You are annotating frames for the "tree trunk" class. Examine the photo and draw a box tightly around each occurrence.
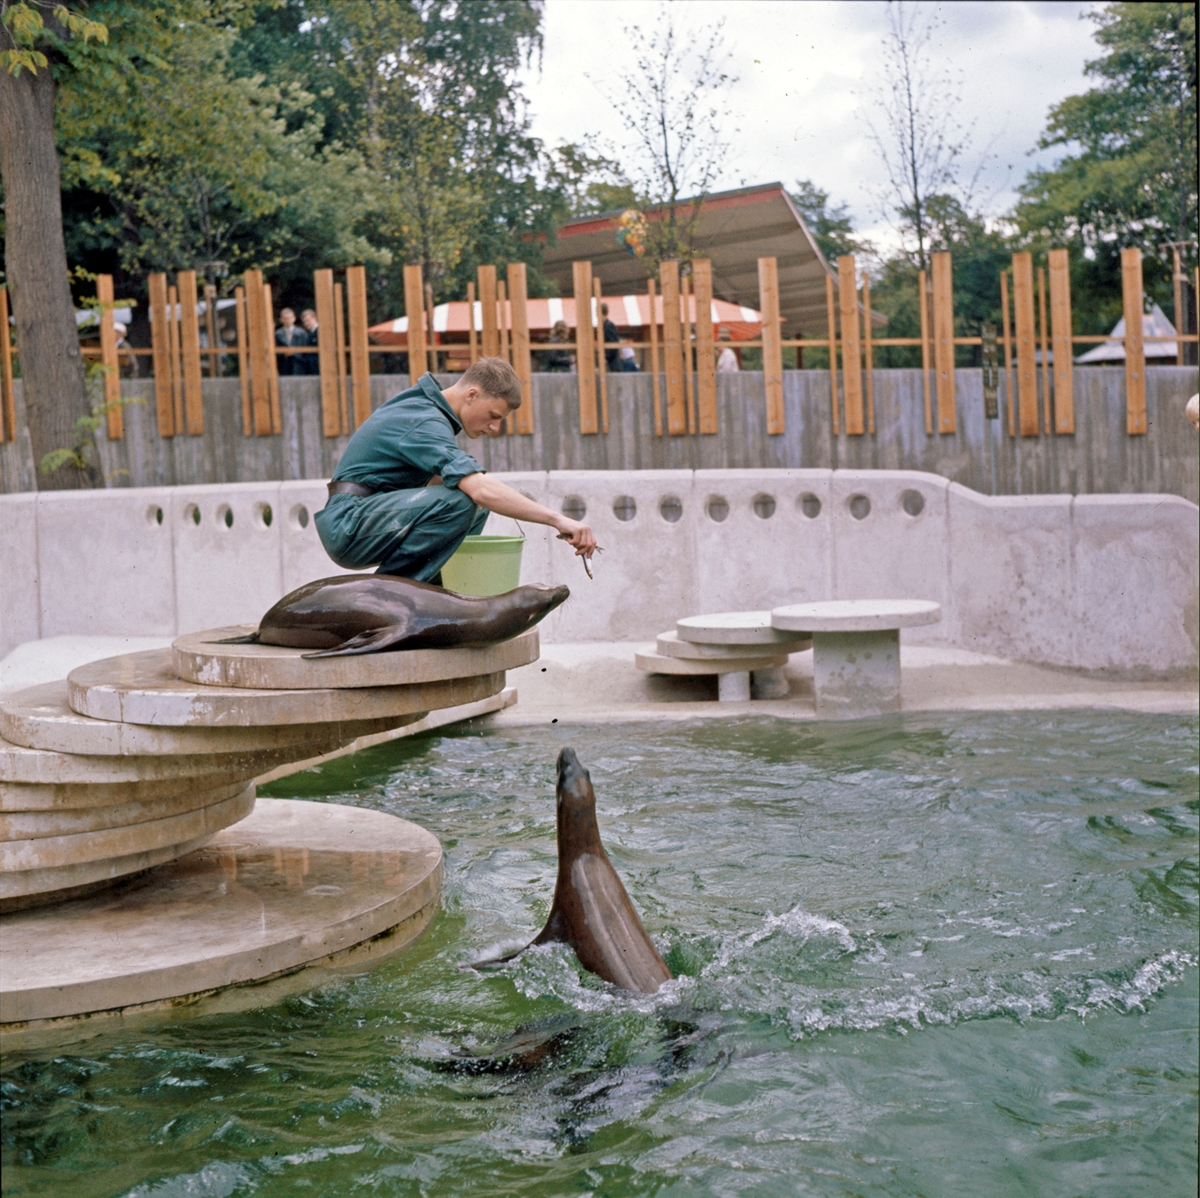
[0,61,94,490]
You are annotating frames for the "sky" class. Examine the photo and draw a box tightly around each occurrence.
[519,0,1101,252]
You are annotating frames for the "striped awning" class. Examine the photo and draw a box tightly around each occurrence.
[368,295,764,347]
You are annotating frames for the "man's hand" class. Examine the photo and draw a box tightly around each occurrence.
[554,516,597,559]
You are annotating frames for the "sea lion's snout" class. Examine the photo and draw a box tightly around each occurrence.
[556,747,587,789]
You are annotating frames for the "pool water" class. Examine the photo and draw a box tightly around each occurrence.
[2,713,1197,1197]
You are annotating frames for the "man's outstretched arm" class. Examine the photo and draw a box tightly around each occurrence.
[458,472,597,558]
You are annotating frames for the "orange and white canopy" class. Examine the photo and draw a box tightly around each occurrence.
[368,295,765,347]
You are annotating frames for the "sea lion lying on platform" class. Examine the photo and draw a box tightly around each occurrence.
[223,574,569,658]
[520,748,673,995]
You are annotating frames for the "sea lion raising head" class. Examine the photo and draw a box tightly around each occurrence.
[225,574,569,658]
[529,748,673,994]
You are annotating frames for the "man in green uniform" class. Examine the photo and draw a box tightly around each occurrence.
[316,358,596,583]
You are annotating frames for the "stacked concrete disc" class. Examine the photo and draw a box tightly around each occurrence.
[636,612,812,701]
[0,626,536,910]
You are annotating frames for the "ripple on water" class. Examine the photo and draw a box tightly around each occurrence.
[3,712,1196,1198]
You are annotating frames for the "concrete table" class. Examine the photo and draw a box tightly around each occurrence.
[771,600,941,718]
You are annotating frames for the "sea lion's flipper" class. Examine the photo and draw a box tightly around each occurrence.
[212,632,260,645]
[300,626,409,658]
[531,905,570,947]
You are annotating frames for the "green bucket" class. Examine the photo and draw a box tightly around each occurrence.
[441,534,525,596]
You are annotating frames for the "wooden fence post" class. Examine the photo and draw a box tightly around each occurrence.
[838,255,864,434]
[96,273,123,440]
[333,282,348,433]
[424,281,437,375]
[402,265,427,382]
[862,274,875,434]
[681,273,696,434]
[692,258,718,434]
[917,269,932,434]
[1120,247,1146,434]
[1000,270,1015,438]
[758,256,785,435]
[647,278,663,436]
[242,270,272,435]
[314,269,341,436]
[931,251,956,433]
[148,273,174,436]
[508,261,534,434]
[0,286,14,442]
[1011,253,1039,436]
[178,270,204,435]
[345,264,371,429]
[824,272,840,435]
[572,260,599,434]
[1037,266,1051,434]
[498,279,514,433]
[203,284,219,377]
[659,260,686,434]
[263,283,281,435]
[592,276,609,433]
[478,265,498,359]
[235,286,251,436]
[167,283,184,435]
[466,282,478,364]
[1047,249,1074,434]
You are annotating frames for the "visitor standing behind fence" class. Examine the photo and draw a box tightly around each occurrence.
[299,309,320,375]
[601,303,620,370]
[275,308,304,376]
[716,325,739,373]
[538,320,574,373]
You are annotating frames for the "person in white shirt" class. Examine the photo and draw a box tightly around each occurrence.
[716,325,739,372]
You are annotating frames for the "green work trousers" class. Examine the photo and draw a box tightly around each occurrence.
[315,486,488,582]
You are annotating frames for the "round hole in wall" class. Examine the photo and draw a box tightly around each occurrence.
[613,495,637,522]
[799,493,822,519]
[217,504,234,529]
[257,502,273,528]
[901,489,925,517]
[848,494,871,521]
[146,505,164,526]
[561,495,587,521]
[752,493,776,519]
[659,496,683,523]
[707,495,730,523]
[185,503,201,526]
[291,504,310,529]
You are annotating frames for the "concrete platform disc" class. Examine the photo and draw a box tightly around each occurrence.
[656,629,811,660]
[772,599,941,632]
[636,648,788,675]
[1,778,251,839]
[0,798,443,1027]
[67,649,507,728]
[174,626,539,690]
[0,785,256,876]
[677,611,813,645]
[0,682,419,756]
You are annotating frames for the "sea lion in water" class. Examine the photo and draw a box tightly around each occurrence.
[526,748,673,994]
[223,574,569,658]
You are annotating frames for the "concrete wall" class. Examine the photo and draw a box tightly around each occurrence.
[3,367,1197,502]
[3,470,1195,677]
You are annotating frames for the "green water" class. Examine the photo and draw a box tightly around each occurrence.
[3,713,1197,1198]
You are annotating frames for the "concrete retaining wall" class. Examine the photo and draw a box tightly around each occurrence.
[3,470,1195,677]
[3,367,1197,502]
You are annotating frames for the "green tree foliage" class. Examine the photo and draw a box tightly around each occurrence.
[1013,2,1197,332]
[790,180,872,265]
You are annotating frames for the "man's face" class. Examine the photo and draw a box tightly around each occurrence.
[300,312,317,331]
[280,309,295,327]
[460,389,511,438]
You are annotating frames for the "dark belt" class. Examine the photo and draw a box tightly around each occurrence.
[327,480,377,498]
